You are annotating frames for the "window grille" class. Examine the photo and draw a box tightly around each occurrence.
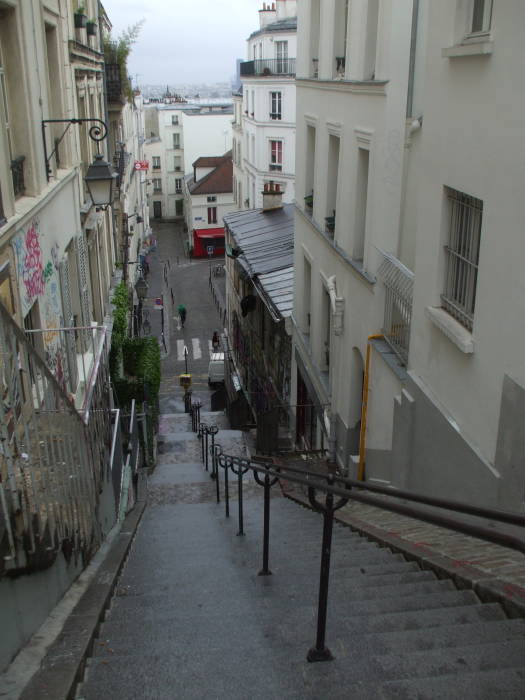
[59,258,78,392]
[442,188,482,332]
[74,234,93,350]
[378,252,414,366]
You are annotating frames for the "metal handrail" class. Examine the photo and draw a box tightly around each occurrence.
[216,454,525,663]
[218,456,525,555]
[260,459,525,530]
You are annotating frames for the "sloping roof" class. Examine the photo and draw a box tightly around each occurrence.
[249,17,297,39]
[223,204,294,321]
[256,266,294,319]
[189,153,233,195]
[192,154,229,168]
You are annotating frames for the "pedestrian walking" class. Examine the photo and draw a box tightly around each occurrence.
[212,330,220,351]
[178,303,187,328]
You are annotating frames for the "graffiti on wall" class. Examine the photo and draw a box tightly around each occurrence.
[12,221,68,389]
[12,220,45,315]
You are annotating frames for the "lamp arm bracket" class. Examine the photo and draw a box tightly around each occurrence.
[42,118,108,180]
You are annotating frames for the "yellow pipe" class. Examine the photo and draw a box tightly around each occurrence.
[357,334,384,481]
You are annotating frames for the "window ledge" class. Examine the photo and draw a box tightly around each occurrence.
[425,306,475,354]
[442,40,493,58]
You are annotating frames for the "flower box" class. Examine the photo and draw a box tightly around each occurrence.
[74,11,87,29]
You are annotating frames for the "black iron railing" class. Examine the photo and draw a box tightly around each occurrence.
[240,58,296,77]
[105,63,122,102]
[11,156,25,198]
[210,452,525,664]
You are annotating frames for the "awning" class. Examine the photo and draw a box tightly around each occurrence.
[194,227,225,239]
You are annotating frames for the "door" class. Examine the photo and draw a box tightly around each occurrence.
[153,201,162,218]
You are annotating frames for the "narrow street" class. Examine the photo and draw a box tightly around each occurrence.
[146,220,226,414]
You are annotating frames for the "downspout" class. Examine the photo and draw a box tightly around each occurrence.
[406,0,420,119]
[357,334,383,481]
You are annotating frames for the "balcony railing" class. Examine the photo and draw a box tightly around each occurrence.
[105,62,123,103]
[240,58,296,77]
[377,251,414,366]
[11,156,25,198]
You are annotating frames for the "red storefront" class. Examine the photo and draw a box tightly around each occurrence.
[193,227,226,257]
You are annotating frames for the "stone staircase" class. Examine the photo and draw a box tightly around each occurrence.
[76,410,525,699]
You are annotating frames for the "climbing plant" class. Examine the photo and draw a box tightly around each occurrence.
[103,21,144,102]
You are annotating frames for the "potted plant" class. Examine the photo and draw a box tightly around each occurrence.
[74,6,87,28]
[86,19,98,36]
[304,192,313,210]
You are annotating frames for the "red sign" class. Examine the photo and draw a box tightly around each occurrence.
[134,160,149,171]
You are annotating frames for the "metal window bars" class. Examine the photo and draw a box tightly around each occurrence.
[442,189,482,332]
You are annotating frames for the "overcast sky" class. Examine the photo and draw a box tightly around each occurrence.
[103,0,262,86]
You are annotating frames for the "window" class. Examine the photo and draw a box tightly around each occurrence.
[173,133,180,149]
[354,148,370,261]
[269,140,282,171]
[152,156,161,170]
[153,178,162,192]
[174,156,181,171]
[305,125,316,208]
[175,178,182,194]
[471,0,492,33]
[270,91,282,120]
[275,41,288,73]
[207,207,217,224]
[207,195,217,203]
[441,188,482,331]
[171,115,179,125]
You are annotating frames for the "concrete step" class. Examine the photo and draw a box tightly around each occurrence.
[93,616,525,663]
[381,668,525,699]
[79,637,525,700]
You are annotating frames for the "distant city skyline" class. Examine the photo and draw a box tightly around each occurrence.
[103,0,262,86]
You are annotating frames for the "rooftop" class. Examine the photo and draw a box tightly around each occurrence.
[223,203,294,320]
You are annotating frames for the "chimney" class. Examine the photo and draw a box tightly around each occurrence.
[259,2,277,29]
[262,181,283,211]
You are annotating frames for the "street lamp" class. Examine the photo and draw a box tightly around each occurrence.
[84,154,117,209]
[135,275,148,301]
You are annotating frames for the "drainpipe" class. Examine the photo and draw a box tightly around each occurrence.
[357,334,383,481]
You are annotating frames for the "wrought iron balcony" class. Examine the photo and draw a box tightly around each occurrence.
[105,62,123,103]
[240,58,296,77]
[11,155,25,198]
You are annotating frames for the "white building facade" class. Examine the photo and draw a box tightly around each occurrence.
[292,0,525,513]
[144,103,233,221]
[235,0,297,210]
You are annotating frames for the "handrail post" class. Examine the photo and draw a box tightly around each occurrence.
[253,461,280,577]
[199,423,207,463]
[224,458,230,517]
[259,466,272,576]
[230,458,249,536]
[214,445,222,503]
[307,474,349,663]
[204,428,209,471]
[209,425,219,480]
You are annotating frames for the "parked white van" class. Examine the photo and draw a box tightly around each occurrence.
[208,353,225,387]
